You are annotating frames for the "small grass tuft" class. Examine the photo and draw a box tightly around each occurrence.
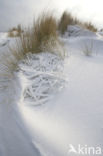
[84,22,97,32]
[8,24,23,37]
[82,41,94,56]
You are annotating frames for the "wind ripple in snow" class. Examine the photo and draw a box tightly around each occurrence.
[19,52,67,106]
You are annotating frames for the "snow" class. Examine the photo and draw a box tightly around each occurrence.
[0,73,42,156]
[20,55,103,156]
[0,25,103,156]
[0,32,9,47]
[64,25,96,37]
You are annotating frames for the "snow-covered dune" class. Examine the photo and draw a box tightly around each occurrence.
[0,26,103,156]
[20,49,103,156]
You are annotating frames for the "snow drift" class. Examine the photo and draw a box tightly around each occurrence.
[0,24,103,156]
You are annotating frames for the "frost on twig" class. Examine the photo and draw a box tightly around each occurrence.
[19,52,67,106]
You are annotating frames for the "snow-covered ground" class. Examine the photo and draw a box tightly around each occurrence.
[0,32,9,47]
[0,26,103,156]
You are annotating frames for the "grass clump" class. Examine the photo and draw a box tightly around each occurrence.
[58,11,97,34]
[14,12,65,57]
[8,24,23,37]
[84,22,97,32]
[0,11,65,86]
[58,11,75,34]
[32,13,58,53]
[7,11,65,74]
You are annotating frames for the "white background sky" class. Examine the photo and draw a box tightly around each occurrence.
[0,0,103,31]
